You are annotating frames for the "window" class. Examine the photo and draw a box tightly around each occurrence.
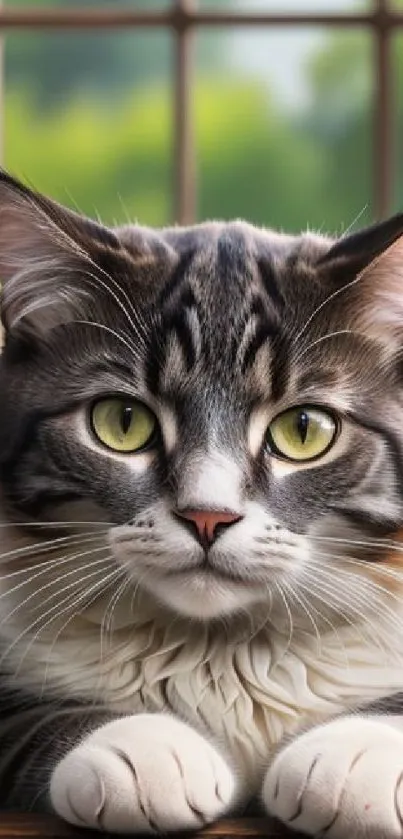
[3,0,401,229]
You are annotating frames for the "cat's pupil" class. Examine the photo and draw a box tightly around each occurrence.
[120,406,133,435]
[296,411,309,444]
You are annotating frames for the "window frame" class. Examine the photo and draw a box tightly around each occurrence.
[1,0,401,223]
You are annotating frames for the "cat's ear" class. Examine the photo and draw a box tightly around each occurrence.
[320,213,403,277]
[320,214,403,351]
[0,170,122,339]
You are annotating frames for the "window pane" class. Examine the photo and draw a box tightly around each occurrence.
[195,27,373,232]
[5,31,173,226]
[199,0,372,12]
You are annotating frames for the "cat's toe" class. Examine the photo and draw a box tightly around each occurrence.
[262,717,403,838]
[50,714,236,833]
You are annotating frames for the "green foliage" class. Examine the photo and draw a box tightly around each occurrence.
[6,0,172,108]
[6,75,370,233]
[195,82,327,231]
[302,31,374,225]
[5,2,380,233]
[6,0,222,111]
[6,86,173,226]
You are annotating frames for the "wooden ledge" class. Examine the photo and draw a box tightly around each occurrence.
[0,814,302,837]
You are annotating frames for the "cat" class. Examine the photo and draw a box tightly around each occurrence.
[1,169,403,837]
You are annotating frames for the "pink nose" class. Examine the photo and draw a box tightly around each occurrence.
[175,509,242,547]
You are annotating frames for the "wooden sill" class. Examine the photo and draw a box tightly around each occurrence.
[0,814,303,837]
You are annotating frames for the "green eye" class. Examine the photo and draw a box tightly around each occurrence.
[91,398,157,453]
[267,406,338,463]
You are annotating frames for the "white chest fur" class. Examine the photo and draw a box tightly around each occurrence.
[6,596,403,790]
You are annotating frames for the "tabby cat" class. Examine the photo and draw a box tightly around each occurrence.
[1,170,403,837]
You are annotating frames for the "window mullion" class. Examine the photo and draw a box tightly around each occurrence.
[374,0,394,218]
[174,0,196,225]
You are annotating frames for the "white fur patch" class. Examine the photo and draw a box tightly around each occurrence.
[159,404,178,453]
[263,716,403,837]
[176,449,243,512]
[6,588,403,799]
[51,714,235,833]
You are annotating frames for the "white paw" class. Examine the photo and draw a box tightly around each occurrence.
[263,717,403,838]
[50,714,236,833]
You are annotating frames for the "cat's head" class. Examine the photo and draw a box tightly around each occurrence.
[1,170,403,626]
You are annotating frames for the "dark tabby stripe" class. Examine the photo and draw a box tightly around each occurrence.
[240,322,275,375]
[349,414,403,498]
[163,308,198,371]
[257,259,285,314]
[146,252,199,392]
[158,249,196,308]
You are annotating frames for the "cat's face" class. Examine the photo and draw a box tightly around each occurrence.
[1,171,403,625]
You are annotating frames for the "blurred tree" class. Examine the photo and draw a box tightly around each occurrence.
[6,80,327,230]
[7,0,171,109]
[300,31,373,225]
[6,0,229,111]
[194,27,373,230]
[5,2,380,232]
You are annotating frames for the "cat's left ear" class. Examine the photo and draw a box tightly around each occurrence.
[320,213,403,350]
[0,170,124,339]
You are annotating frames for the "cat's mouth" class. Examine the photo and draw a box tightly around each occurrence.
[146,560,269,619]
[163,563,260,586]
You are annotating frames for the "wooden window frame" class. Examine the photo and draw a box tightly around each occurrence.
[1,0,401,224]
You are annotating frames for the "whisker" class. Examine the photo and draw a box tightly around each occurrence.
[99,573,131,662]
[293,262,372,344]
[8,189,147,346]
[274,581,294,653]
[281,578,323,655]
[297,570,388,655]
[310,534,403,553]
[80,267,146,349]
[15,566,122,680]
[106,575,131,636]
[0,548,111,626]
[294,575,350,666]
[41,563,125,695]
[74,320,138,357]
[0,538,107,590]
[298,569,371,639]
[129,568,152,617]
[294,329,357,365]
[311,551,403,583]
[304,561,403,659]
[317,556,403,624]
[79,242,147,332]
[0,532,107,566]
[0,520,113,529]
[96,568,154,689]
[0,559,116,670]
[0,571,95,670]
[339,204,368,238]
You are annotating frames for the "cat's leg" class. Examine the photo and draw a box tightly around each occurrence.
[262,715,403,838]
[50,714,236,833]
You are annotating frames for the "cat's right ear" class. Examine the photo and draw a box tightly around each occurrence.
[0,170,123,340]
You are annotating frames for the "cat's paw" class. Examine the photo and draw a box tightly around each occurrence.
[262,717,403,838]
[50,714,235,834]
